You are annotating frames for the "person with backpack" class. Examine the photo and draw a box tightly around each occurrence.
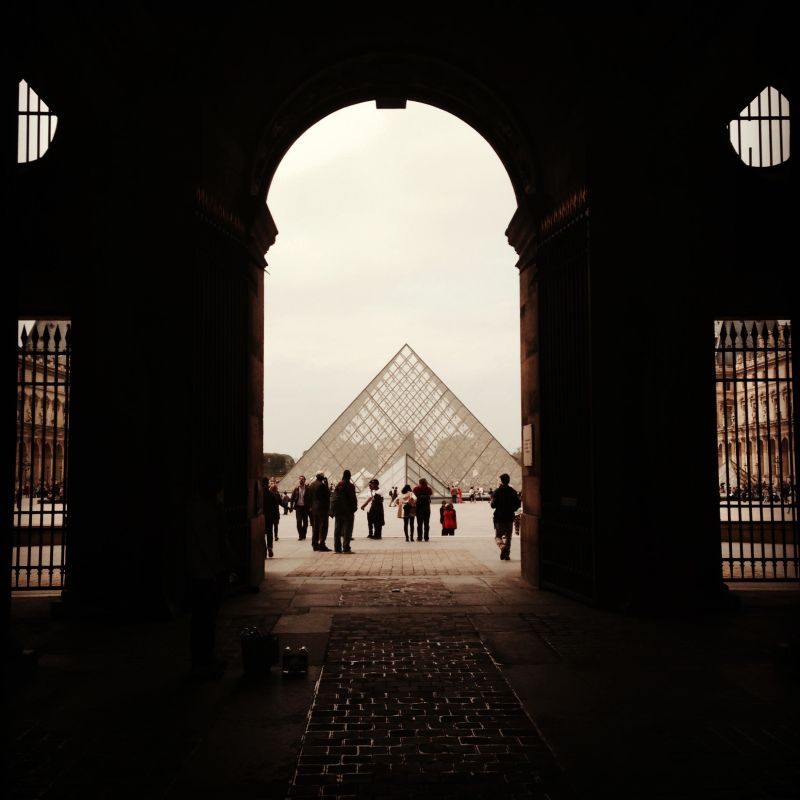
[491,472,521,560]
[396,484,416,541]
[412,478,433,541]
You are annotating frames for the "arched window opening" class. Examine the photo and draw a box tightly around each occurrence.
[18,79,59,163]
[715,319,797,582]
[728,86,790,168]
[14,319,72,589]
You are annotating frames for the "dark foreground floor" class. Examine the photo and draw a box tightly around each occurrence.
[6,531,800,799]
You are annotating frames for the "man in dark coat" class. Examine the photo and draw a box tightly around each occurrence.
[490,472,521,560]
[413,478,433,541]
[307,472,331,551]
[331,469,357,553]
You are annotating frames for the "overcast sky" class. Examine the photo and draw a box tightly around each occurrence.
[263,102,521,460]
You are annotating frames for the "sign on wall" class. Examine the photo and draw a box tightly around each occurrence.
[522,423,533,467]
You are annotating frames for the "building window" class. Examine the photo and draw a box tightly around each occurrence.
[728,86,790,168]
[18,79,58,163]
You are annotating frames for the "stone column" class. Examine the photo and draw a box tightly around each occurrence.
[507,206,540,587]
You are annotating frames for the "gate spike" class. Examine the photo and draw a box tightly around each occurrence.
[65,324,72,346]
[722,320,735,350]
[53,325,62,346]
[734,320,745,350]
[754,320,766,347]
[20,325,29,348]
[30,324,40,348]
[764,320,777,348]
[41,324,51,348]
[743,319,755,349]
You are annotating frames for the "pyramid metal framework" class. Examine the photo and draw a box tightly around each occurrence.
[280,345,521,495]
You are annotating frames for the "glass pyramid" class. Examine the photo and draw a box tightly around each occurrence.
[279,344,521,496]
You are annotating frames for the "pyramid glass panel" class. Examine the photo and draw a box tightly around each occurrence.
[279,345,521,496]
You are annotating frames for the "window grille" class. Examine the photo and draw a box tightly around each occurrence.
[18,79,58,163]
[728,86,790,168]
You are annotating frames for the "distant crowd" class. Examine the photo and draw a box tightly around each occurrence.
[14,480,65,508]
[719,480,796,503]
[260,472,521,562]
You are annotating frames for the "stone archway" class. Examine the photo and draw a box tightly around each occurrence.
[249,53,540,209]
[244,53,545,585]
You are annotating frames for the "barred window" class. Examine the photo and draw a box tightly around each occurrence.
[728,86,790,168]
[18,79,58,163]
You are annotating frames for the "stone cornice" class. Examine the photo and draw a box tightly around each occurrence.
[538,186,588,244]
[195,186,246,239]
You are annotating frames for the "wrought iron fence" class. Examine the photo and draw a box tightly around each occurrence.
[13,321,71,589]
[715,320,798,581]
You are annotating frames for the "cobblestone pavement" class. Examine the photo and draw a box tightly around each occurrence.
[337,578,456,606]
[289,548,493,578]
[8,522,800,800]
[289,613,572,799]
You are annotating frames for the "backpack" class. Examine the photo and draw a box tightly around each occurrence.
[415,491,431,514]
[328,486,342,517]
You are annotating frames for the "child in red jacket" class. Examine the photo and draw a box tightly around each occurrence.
[440,502,457,536]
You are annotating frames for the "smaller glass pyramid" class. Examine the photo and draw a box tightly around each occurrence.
[279,345,521,495]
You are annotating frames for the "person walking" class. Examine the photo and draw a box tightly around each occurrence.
[361,478,385,539]
[491,472,521,560]
[331,469,357,553]
[307,472,331,551]
[441,501,457,536]
[262,477,280,558]
[269,479,282,540]
[290,475,310,540]
[412,478,433,541]
[397,484,416,541]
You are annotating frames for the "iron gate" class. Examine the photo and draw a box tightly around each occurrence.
[715,320,798,580]
[13,321,71,589]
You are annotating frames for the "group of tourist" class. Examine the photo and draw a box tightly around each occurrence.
[265,472,522,560]
[393,479,457,541]
[186,468,521,681]
[446,484,491,503]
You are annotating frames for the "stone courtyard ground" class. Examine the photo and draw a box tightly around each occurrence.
[7,503,800,799]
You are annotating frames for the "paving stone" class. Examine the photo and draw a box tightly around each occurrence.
[288,549,492,578]
[288,613,574,798]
